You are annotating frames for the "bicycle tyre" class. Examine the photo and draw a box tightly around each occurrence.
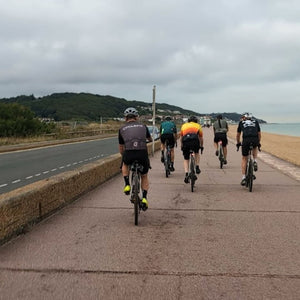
[248,159,253,192]
[219,146,224,169]
[190,155,195,192]
[164,150,169,177]
[132,173,140,225]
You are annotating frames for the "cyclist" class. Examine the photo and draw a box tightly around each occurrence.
[180,116,204,183]
[160,116,177,171]
[213,114,229,164]
[118,107,152,210]
[236,112,261,186]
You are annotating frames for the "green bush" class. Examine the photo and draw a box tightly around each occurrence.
[0,103,56,137]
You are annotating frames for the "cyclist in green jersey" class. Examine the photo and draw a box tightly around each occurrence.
[160,116,177,171]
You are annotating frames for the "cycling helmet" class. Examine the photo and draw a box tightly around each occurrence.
[217,114,222,119]
[242,112,252,119]
[188,116,198,123]
[165,116,172,121]
[124,107,138,117]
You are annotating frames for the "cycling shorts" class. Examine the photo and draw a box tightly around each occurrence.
[122,150,149,174]
[214,132,228,146]
[242,137,259,157]
[160,133,175,148]
[182,139,200,160]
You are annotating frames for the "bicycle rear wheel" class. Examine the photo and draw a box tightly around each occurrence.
[248,159,254,192]
[190,155,195,192]
[132,173,140,225]
[219,146,224,169]
[164,150,170,177]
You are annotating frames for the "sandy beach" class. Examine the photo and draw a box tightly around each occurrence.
[227,125,300,167]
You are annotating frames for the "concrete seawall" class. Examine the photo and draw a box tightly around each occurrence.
[0,141,160,244]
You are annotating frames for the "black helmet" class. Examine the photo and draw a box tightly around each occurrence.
[188,116,198,123]
[124,107,138,117]
[217,114,222,119]
[165,116,172,121]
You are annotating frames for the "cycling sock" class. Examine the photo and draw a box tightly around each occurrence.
[242,175,246,179]
[124,176,130,186]
[185,172,188,176]
[143,190,148,199]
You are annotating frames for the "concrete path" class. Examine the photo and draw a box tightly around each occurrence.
[0,127,299,299]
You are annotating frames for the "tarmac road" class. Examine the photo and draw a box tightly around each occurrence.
[0,127,299,299]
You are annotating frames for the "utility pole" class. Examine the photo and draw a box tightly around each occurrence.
[152,85,156,156]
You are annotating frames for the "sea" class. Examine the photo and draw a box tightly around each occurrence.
[260,123,300,137]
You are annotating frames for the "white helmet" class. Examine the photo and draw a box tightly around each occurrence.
[124,107,138,117]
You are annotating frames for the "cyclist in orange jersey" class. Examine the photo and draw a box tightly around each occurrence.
[180,116,204,183]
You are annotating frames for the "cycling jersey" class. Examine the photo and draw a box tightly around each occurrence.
[213,119,228,134]
[180,122,203,142]
[118,121,151,150]
[237,119,260,138]
[160,121,177,135]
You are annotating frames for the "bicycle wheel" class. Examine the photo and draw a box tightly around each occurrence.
[164,150,169,177]
[248,159,253,192]
[219,146,224,169]
[190,155,195,192]
[132,173,140,225]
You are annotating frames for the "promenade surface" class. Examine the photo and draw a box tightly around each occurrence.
[1,127,300,299]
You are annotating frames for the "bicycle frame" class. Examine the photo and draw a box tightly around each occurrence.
[130,161,143,225]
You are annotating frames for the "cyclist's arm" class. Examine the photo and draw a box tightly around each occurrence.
[118,130,125,154]
[146,126,153,143]
[236,131,241,144]
[119,144,125,154]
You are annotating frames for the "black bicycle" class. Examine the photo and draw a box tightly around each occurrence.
[130,160,144,225]
[217,140,225,169]
[237,143,260,192]
[188,150,197,192]
[164,139,172,177]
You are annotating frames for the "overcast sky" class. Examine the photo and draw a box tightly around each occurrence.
[1,0,300,122]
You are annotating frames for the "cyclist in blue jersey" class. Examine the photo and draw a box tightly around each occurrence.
[160,116,177,171]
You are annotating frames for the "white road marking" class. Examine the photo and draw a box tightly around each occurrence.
[1,154,108,189]
[12,179,21,184]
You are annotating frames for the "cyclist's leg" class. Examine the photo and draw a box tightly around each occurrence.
[122,151,131,194]
[182,142,190,183]
[223,134,228,163]
[214,134,219,156]
[139,151,150,209]
[241,141,249,185]
[160,134,166,162]
[193,139,201,174]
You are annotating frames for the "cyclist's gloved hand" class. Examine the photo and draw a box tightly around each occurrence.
[236,142,241,151]
[200,146,204,154]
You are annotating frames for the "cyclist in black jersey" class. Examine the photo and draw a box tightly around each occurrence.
[236,113,261,186]
[118,107,152,210]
